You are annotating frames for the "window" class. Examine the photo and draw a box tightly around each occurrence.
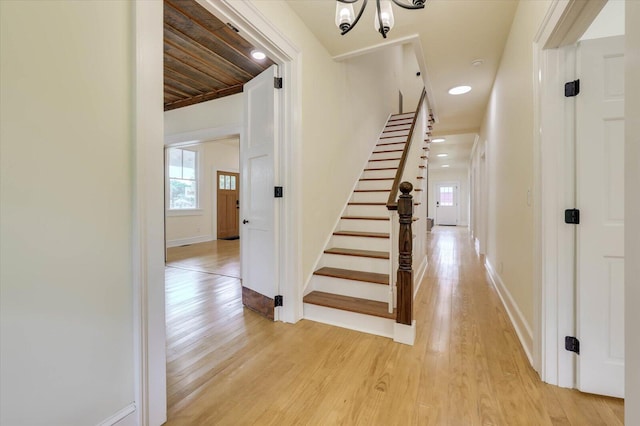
[439,186,454,206]
[168,147,198,209]
[218,173,237,190]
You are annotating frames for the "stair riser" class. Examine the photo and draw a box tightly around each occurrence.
[338,218,389,233]
[350,191,389,204]
[309,275,389,302]
[382,130,410,139]
[356,180,393,191]
[391,113,415,120]
[346,204,389,217]
[303,304,394,338]
[384,124,412,132]
[319,253,389,275]
[377,137,407,145]
[367,159,401,169]
[330,235,390,252]
[370,151,402,160]
[361,169,396,179]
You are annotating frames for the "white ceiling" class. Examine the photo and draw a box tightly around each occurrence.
[427,133,476,170]
[287,0,519,168]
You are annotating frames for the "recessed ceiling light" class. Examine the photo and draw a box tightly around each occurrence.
[251,50,266,60]
[448,85,472,95]
[432,138,445,143]
[442,165,450,168]
[437,153,448,157]
[471,59,484,67]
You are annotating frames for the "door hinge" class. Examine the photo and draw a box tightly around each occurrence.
[274,295,283,307]
[564,79,580,97]
[564,208,580,224]
[274,77,283,89]
[565,336,580,354]
[274,186,283,198]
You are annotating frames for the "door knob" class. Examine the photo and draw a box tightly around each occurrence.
[243,219,249,224]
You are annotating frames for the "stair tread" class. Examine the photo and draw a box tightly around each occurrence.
[333,230,389,238]
[364,167,397,171]
[304,291,395,319]
[369,157,401,162]
[353,190,390,193]
[341,215,390,220]
[348,202,385,206]
[313,267,388,284]
[376,141,406,147]
[359,177,394,181]
[373,149,404,154]
[324,248,390,259]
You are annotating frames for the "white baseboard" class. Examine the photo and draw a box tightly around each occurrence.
[484,259,534,365]
[96,403,136,426]
[166,234,213,248]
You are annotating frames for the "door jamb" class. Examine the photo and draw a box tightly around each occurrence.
[533,0,607,388]
[134,1,302,424]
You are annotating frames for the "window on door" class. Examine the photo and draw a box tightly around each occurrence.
[439,186,454,206]
[218,173,237,191]
[168,147,198,209]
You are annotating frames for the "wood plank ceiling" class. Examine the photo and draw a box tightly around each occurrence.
[163,0,275,111]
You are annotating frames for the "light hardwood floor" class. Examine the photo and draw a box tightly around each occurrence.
[164,229,623,425]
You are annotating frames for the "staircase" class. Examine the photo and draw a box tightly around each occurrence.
[303,112,417,339]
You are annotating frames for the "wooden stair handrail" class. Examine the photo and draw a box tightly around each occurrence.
[386,88,427,211]
[396,181,414,325]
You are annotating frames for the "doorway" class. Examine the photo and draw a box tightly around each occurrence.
[216,171,240,240]
[435,181,459,226]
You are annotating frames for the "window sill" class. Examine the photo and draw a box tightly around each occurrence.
[166,209,203,217]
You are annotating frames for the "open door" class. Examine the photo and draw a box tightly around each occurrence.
[217,171,240,239]
[241,65,279,320]
[576,36,625,398]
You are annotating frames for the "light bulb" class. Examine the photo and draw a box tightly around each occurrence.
[335,3,355,31]
[374,1,394,35]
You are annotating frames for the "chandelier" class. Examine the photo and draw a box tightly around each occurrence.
[335,0,425,39]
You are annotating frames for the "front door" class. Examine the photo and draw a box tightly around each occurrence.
[576,35,625,398]
[217,171,239,239]
[241,65,279,320]
[435,182,458,226]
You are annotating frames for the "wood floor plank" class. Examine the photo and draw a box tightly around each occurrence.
[164,227,624,425]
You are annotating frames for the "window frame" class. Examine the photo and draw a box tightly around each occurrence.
[166,145,202,215]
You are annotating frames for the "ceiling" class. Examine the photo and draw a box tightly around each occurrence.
[287,0,519,169]
[163,0,275,111]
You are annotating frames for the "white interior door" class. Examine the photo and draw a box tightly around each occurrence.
[435,182,458,226]
[241,65,279,319]
[576,35,624,398]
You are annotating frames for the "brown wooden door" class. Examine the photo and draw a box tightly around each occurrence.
[217,171,240,239]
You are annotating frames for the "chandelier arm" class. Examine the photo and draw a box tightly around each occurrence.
[337,0,359,3]
[375,0,387,38]
[390,0,425,10]
[340,0,368,35]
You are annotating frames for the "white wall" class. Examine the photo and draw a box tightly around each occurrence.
[164,93,242,136]
[401,44,424,113]
[166,138,239,246]
[429,168,470,227]
[625,1,640,423]
[581,0,625,41]
[477,0,552,334]
[0,1,135,424]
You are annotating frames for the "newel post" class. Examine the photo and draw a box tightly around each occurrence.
[397,181,413,325]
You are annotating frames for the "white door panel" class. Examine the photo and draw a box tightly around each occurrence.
[435,182,458,226]
[242,65,278,312]
[576,36,624,398]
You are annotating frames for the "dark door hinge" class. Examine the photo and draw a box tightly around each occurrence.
[564,208,580,224]
[274,77,283,89]
[565,336,580,354]
[274,186,283,198]
[274,295,283,307]
[564,79,580,97]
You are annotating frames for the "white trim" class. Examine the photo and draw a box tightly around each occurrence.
[166,209,203,217]
[485,259,534,364]
[96,403,136,426]
[133,1,166,425]
[166,235,213,248]
[393,320,416,346]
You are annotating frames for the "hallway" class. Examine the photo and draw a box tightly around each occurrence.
[165,228,623,425]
